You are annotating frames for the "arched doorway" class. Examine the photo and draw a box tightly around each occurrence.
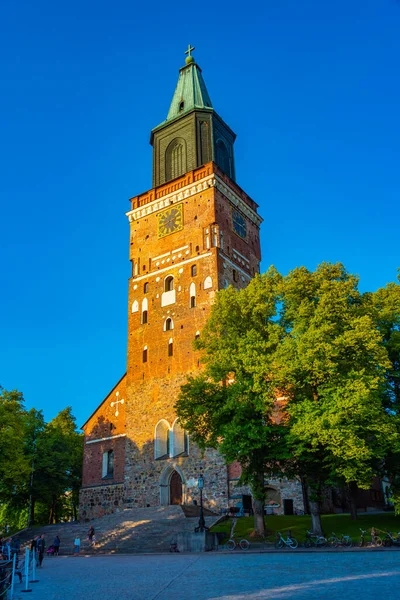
[170,470,182,505]
[159,465,185,506]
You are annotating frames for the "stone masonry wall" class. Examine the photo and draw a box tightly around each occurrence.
[79,483,125,521]
[123,373,229,512]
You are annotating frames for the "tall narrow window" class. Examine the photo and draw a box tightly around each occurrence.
[144,282,149,293]
[168,338,173,357]
[212,226,218,247]
[191,264,197,277]
[143,346,148,363]
[102,450,114,478]
[233,269,238,282]
[165,138,187,181]
[171,419,189,457]
[154,420,170,459]
[141,298,148,324]
[205,229,210,250]
[216,139,230,177]
[165,317,173,331]
[189,282,196,308]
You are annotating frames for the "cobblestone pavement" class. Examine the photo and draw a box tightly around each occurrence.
[14,550,400,600]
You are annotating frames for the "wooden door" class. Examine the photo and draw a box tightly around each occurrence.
[170,471,182,505]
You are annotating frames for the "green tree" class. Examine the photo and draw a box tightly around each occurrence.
[0,388,83,527]
[33,407,83,524]
[176,263,399,536]
[274,263,398,532]
[0,388,31,504]
[368,271,400,510]
[177,268,289,536]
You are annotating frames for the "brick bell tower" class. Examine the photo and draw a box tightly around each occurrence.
[79,47,263,518]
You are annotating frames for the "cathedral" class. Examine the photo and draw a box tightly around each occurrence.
[79,48,304,520]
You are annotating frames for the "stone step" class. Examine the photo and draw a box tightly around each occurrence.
[13,507,220,554]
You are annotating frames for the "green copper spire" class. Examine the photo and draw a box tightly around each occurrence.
[151,47,236,186]
[166,45,213,121]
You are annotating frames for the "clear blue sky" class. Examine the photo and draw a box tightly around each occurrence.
[1,0,399,427]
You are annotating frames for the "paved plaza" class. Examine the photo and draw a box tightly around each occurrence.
[15,550,400,600]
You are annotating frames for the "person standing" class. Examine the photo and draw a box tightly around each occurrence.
[53,535,61,556]
[30,536,39,566]
[87,526,95,546]
[37,534,45,567]
[73,537,81,554]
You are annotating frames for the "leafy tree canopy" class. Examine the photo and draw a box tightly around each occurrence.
[176,263,400,533]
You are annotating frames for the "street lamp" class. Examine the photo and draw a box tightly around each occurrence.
[195,474,209,533]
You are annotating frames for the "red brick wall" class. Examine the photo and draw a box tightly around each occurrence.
[81,375,127,487]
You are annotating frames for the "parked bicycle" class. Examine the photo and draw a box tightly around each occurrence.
[225,518,250,550]
[382,531,400,547]
[303,530,328,548]
[327,532,352,548]
[275,531,298,549]
[359,528,383,547]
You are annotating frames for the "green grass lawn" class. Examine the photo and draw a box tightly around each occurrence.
[211,512,399,543]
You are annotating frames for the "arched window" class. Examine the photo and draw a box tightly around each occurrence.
[164,317,174,331]
[191,264,197,277]
[168,338,173,357]
[165,276,174,292]
[204,276,212,290]
[131,300,139,313]
[143,346,148,363]
[154,420,170,459]
[162,275,176,308]
[190,282,196,308]
[144,282,149,293]
[165,138,187,181]
[171,419,188,457]
[216,139,230,177]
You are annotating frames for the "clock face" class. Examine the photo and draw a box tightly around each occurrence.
[157,204,184,239]
[232,209,247,239]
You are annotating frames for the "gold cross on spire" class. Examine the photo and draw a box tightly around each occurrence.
[185,44,195,58]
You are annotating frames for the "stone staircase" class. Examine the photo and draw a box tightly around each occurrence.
[14,506,221,554]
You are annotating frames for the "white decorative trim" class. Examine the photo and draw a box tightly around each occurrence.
[221,254,252,281]
[86,433,126,445]
[153,251,171,261]
[172,245,189,254]
[232,248,250,264]
[132,253,213,283]
[126,173,262,228]
[126,175,215,222]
